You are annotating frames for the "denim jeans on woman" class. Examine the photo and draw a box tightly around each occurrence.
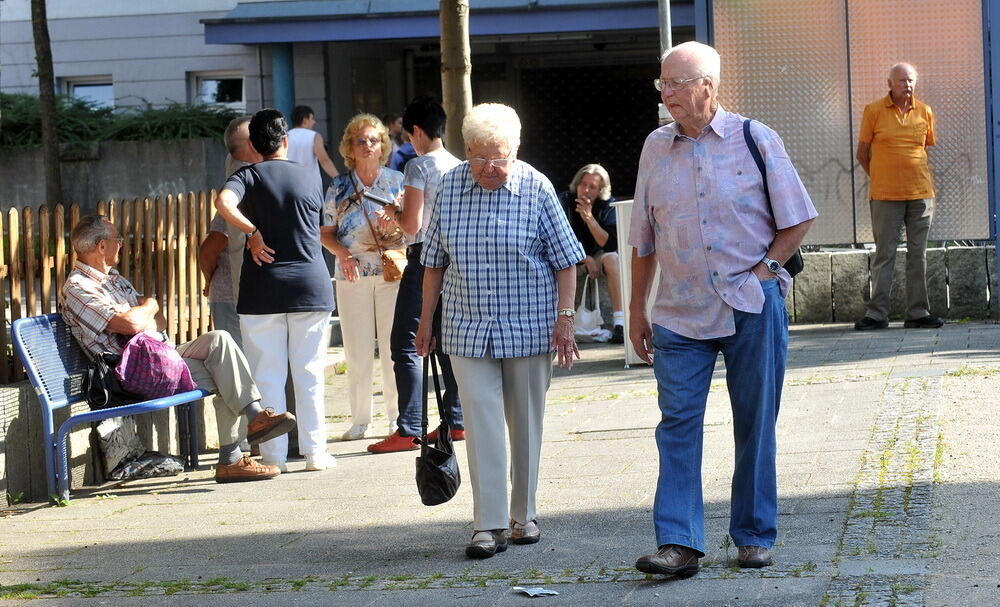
[390,245,463,437]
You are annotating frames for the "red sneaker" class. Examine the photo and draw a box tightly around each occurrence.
[366,431,419,453]
[427,428,466,442]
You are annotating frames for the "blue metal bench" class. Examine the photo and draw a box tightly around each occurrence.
[11,313,211,503]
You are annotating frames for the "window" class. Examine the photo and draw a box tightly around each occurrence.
[191,71,245,112]
[65,77,114,108]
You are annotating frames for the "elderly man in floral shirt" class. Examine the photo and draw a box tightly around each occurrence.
[629,42,817,576]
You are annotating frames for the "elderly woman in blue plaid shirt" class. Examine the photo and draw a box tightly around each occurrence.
[415,103,585,559]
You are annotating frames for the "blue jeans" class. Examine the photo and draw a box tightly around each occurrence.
[390,246,463,437]
[651,279,787,555]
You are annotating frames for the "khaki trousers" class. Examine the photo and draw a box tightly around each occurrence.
[450,353,552,531]
[865,198,935,322]
[176,330,261,446]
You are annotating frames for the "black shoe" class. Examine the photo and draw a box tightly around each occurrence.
[903,315,944,329]
[854,317,889,331]
[465,530,508,559]
[610,325,625,344]
[635,544,700,576]
[737,545,773,568]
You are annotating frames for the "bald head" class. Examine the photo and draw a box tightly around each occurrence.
[661,41,721,87]
[887,62,917,104]
[888,62,917,82]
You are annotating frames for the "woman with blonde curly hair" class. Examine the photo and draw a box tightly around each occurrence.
[321,114,406,441]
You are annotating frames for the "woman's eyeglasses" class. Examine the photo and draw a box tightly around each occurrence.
[354,136,381,147]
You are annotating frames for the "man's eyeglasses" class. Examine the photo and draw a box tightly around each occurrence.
[354,136,381,147]
[103,237,125,246]
[653,75,706,92]
[469,156,513,169]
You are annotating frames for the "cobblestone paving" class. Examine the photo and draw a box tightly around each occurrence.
[822,375,942,606]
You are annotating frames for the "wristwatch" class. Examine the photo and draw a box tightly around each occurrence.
[762,257,781,274]
[557,308,576,318]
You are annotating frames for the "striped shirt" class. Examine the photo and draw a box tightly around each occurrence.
[629,106,818,340]
[421,160,585,358]
[60,261,140,356]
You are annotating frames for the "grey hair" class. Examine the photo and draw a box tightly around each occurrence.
[660,41,721,86]
[888,62,918,81]
[569,164,612,200]
[71,215,115,253]
[462,103,521,151]
[223,116,252,154]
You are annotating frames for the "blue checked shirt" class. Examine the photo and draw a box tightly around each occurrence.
[421,160,585,359]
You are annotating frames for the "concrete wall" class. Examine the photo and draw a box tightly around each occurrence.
[0,380,189,503]
[0,2,259,112]
[0,138,229,213]
[792,248,997,323]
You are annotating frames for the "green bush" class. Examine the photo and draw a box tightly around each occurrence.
[0,93,239,148]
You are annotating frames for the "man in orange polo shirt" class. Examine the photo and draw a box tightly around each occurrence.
[854,62,942,331]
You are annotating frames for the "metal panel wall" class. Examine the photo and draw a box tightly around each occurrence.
[713,0,988,243]
[848,0,988,241]
[714,1,853,245]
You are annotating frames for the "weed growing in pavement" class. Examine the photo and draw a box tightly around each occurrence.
[945,365,999,377]
[49,493,69,507]
[719,534,733,562]
[790,561,817,577]
[6,491,24,505]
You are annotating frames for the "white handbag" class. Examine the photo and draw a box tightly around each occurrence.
[574,277,605,337]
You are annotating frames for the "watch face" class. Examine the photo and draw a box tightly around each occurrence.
[766,259,780,273]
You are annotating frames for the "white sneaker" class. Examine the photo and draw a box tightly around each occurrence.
[341,424,368,441]
[258,458,288,473]
[305,452,337,471]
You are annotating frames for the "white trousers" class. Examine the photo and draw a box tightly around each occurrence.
[239,311,330,463]
[450,353,552,531]
[336,275,399,427]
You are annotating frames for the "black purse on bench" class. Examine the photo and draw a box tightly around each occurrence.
[84,352,143,410]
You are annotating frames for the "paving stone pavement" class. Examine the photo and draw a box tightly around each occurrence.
[0,322,998,606]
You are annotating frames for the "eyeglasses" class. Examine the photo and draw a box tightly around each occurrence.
[653,75,707,92]
[103,237,125,246]
[469,156,513,169]
[354,136,381,147]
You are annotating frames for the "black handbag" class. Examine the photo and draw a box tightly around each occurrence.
[743,118,805,278]
[414,352,461,506]
[84,351,143,410]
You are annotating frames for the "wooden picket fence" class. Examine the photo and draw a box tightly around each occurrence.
[0,192,218,384]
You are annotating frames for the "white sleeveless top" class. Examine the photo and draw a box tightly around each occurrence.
[287,127,321,192]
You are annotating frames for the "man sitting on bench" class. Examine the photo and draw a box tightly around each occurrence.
[60,215,296,483]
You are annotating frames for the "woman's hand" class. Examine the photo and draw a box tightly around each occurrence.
[415,318,436,356]
[338,252,360,283]
[575,197,594,222]
[375,205,401,232]
[583,255,600,279]
[551,315,580,370]
[247,232,275,266]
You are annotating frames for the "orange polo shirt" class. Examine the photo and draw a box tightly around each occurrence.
[859,94,936,201]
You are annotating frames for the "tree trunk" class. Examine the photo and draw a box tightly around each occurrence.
[31,0,62,206]
[440,0,472,159]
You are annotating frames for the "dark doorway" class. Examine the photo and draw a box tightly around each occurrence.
[517,63,658,199]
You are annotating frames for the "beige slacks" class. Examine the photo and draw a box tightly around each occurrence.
[865,198,935,322]
[176,330,261,446]
[450,353,552,531]
[336,275,399,428]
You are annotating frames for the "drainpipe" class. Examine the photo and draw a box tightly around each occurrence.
[271,43,295,119]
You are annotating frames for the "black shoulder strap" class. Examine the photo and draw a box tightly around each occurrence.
[742,118,769,202]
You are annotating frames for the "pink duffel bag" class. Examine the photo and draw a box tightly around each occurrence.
[115,332,196,399]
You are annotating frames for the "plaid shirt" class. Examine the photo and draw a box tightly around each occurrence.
[421,160,585,358]
[60,261,140,356]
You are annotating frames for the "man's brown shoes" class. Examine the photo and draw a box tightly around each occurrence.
[635,544,700,576]
[215,455,281,483]
[246,408,296,445]
[737,545,773,568]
